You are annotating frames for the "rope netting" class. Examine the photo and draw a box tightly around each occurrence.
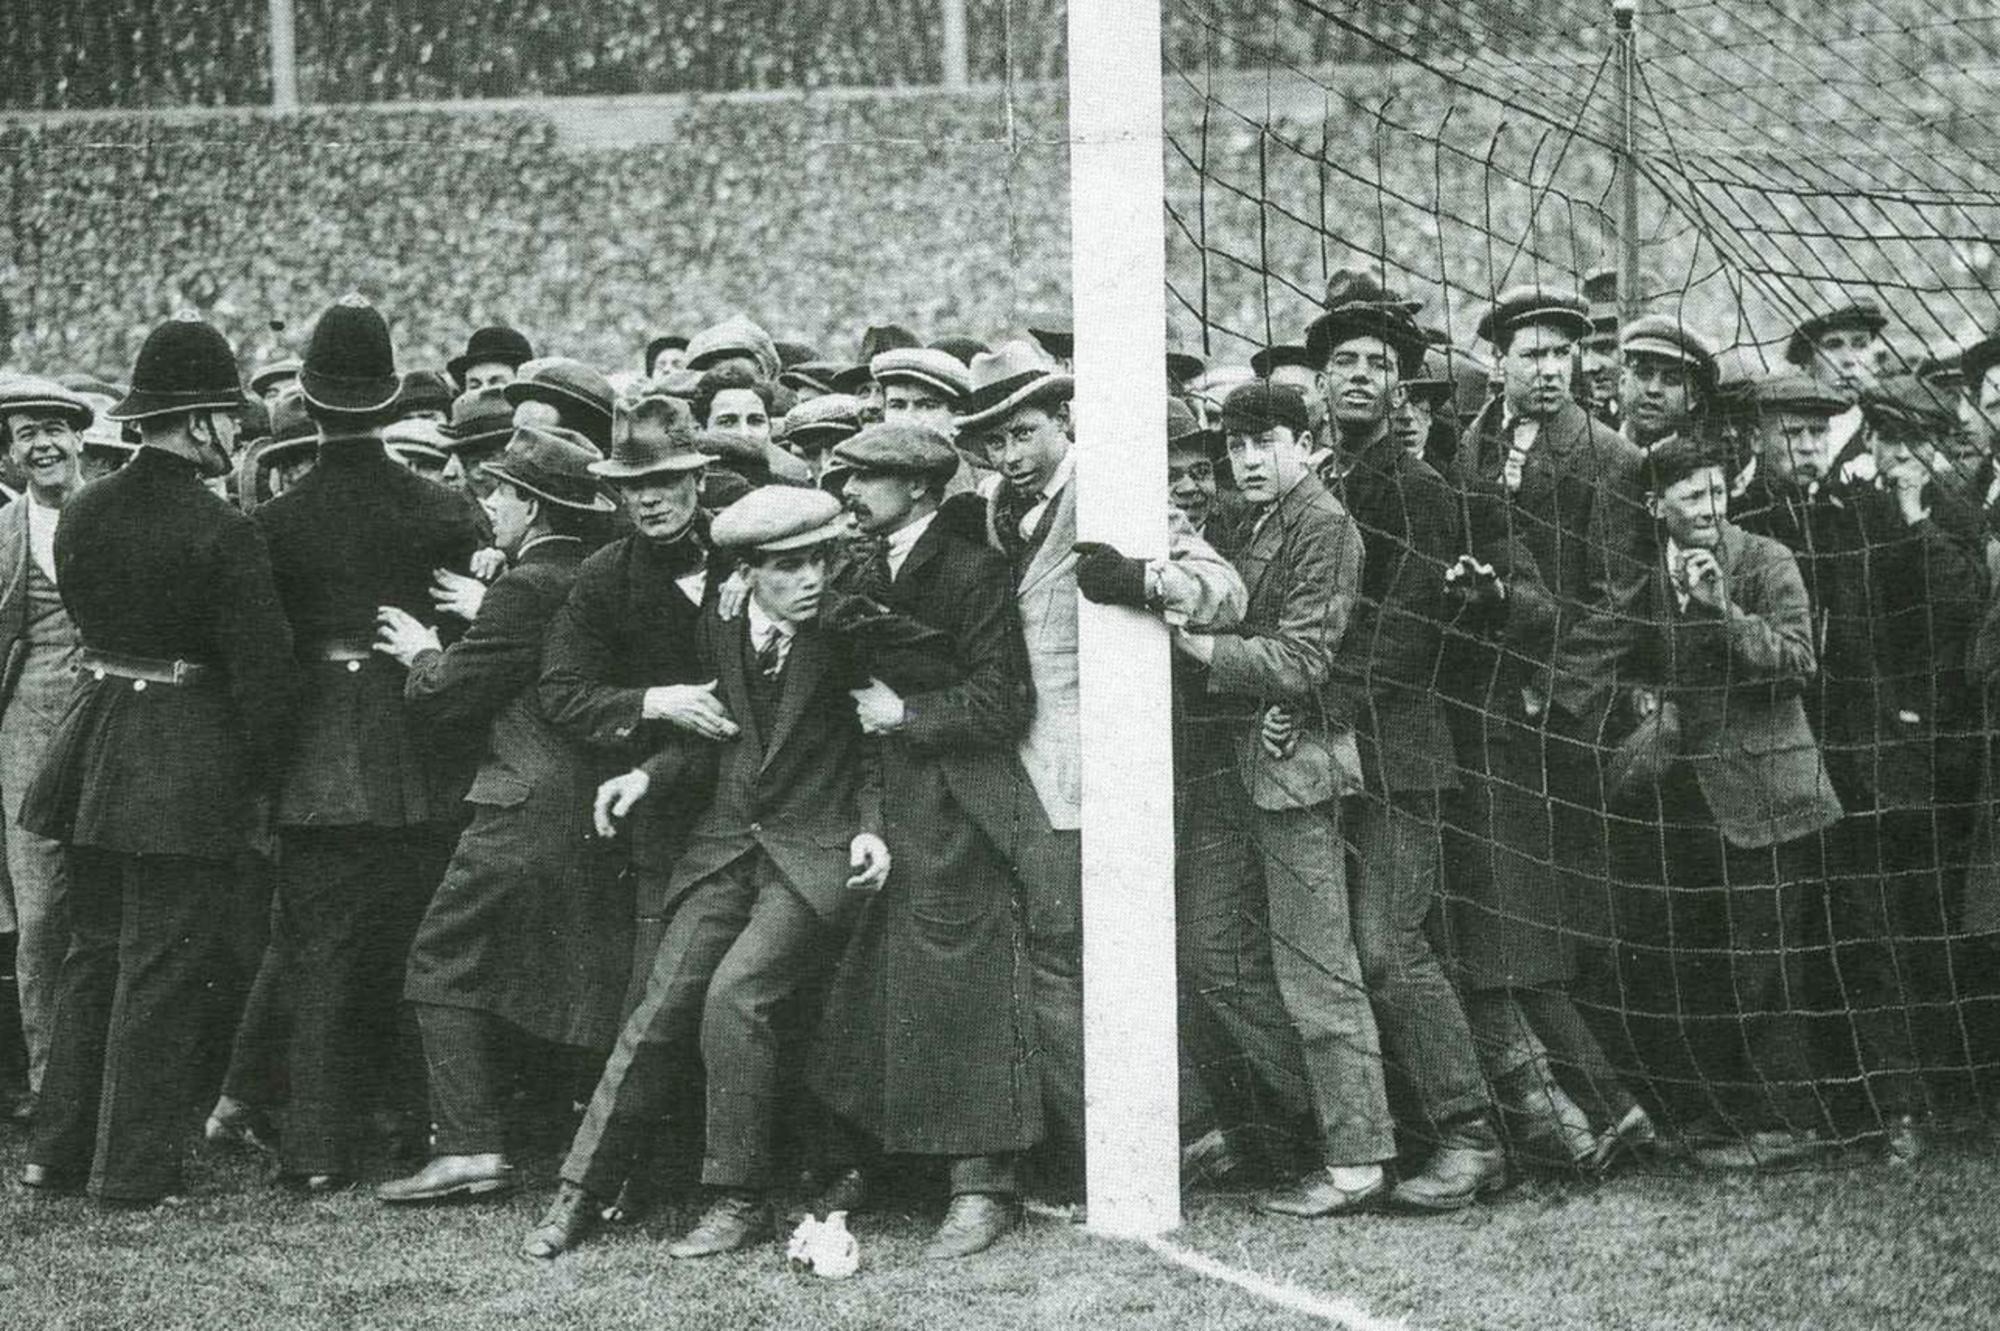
[1164,0,2000,1176]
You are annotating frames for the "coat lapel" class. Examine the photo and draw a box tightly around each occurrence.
[891,515,946,595]
[1018,483,1076,594]
[760,624,828,770]
[716,615,764,758]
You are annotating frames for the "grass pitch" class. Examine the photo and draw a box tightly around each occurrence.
[3,1125,1994,1330]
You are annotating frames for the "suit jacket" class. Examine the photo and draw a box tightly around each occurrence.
[538,526,715,870]
[0,496,39,708]
[976,474,1244,830]
[1324,432,1458,792]
[255,436,484,827]
[23,449,296,859]
[642,607,882,920]
[1568,521,1842,849]
[1202,471,1364,809]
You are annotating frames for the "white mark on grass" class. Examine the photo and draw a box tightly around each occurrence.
[1141,1236,1414,1331]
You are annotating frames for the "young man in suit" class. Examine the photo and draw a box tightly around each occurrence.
[526,486,890,1261]
[807,421,1040,1259]
[20,318,295,1205]
[1173,380,1396,1217]
[1570,433,1846,1163]
[253,297,486,1191]
[371,425,624,1206]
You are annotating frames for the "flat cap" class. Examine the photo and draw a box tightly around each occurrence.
[1785,300,1887,367]
[1861,374,1957,437]
[710,484,850,553]
[685,314,780,379]
[249,357,303,396]
[1641,431,1731,492]
[1750,373,1850,417]
[783,393,864,446]
[1219,381,1310,438]
[1620,314,1719,389]
[831,422,960,482]
[1475,286,1593,347]
[870,347,972,401]
[0,373,95,431]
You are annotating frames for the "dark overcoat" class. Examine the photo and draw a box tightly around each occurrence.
[399,536,632,1049]
[809,519,1044,1155]
[24,449,295,860]
[253,436,484,827]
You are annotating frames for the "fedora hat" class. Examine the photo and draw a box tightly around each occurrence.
[590,394,709,481]
[440,387,516,453]
[299,295,400,414]
[447,325,534,387]
[394,368,456,419]
[1028,319,1073,362]
[930,335,991,366]
[504,358,615,437]
[858,323,921,363]
[1166,395,1224,459]
[109,315,247,421]
[481,425,616,512]
[954,341,1073,432]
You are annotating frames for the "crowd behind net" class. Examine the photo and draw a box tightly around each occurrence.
[1165,0,2000,1170]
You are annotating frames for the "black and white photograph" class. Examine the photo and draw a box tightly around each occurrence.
[0,2,1996,1327]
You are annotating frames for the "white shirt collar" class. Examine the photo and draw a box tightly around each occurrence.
[26,491,60,582]
[746,597,796,651]
[1041,449,1075,502]
[885,509,938,578]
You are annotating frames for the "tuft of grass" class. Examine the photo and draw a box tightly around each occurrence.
[3,1124,1995,1330]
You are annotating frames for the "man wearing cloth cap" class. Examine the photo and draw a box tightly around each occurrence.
[872,346,995,494]
[0,376,94,1125]
[18,317,295,1205]
[1291,299,1506,1210]
[1787,299,1887,478]
[683,314,782,382]
[1731,374,1852,609]
[370,426,626,1206]
[253,296,486,1191]
[805,423,1039,1258]
[1578,267,1626,427]
[1619,315,1717,452]
[952,341,1245,1185]
[528,486,890,1261]
[1171,379,1399,1216]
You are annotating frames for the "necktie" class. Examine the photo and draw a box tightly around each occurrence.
[755,629,786,680]
[1503,419,1538,493]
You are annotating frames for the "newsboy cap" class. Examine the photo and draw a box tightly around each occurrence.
[1219,381,1310,438]
[870,347,972,402]
[1475,286,1594,348]
[1619,314,1720,392]
[831,422,960,483]
[782,393,864,449]
[1750,374,1850,417]
[0,373,95,432]
[1784,300,1888,367]
[710,485,849,553]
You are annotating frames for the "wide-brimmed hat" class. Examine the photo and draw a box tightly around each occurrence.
[298,295,400,414]
[1784,300,1888,367]
[590,394,709,481]
[440,387,516,455]
[504,358,615,436]
[446,325,534,386]
[383,420,452,468]
[870,347,972,402]
[831,421,960,484]
[0,373,95,433]
[954,341,1074,432]
[1304,302,1428,373]
[1474,285,1594,349]
[783,393,863,450]
[249,357,302,397]
[710,485,848,553]
[108,315,247,421]
[1028,320,1073,362]
[481,424,617,512]
[774,339,821,368]
[394,368,456,419]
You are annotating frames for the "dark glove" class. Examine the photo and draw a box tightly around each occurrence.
[1072,541,1150,608]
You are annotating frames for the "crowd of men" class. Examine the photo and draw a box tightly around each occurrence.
[0,268,1996,1266]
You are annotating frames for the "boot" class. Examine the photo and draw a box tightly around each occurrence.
[1389,1117,1509,1213]
[1493,1062,1595,1170]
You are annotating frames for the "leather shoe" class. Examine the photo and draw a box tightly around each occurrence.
[204,1096,277,1153]
[1254,1165,1386,1217]
[377,1154,516,1204]
[669,1192,772,1259]
[1389,1122,1509,1213]
[18,1162,83,1195]
[922,1192,1018,1260]
[1496,1071,1596,1170]
[522,1181,601,1260]
[1589,1105,1660,1174]
[1883,1114,1930,1165]
[812,1167,868,1217]
[1695,1127,1834,1171]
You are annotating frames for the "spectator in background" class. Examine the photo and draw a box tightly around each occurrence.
[692,365,813,487]
[1618,316,1716,453]
[505,358,617,454]
[684,315,782,381]
[446,326,535,394]
[1578,268,1624,429]
[438,387,517,498]
[250,358,302,407]
[1253,343,1330,453]
[394,370,457,424]
[645,334,689,381]
[1787,302,1887,473]
[780,393,863,481]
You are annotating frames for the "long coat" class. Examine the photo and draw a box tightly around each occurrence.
[399,536,632,1050]
[254,436,484,828]
[810,517,1043,1155]
[24,449,295,861]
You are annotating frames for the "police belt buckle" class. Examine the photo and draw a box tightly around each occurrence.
[307,637,376,674]
[80,649,213,687]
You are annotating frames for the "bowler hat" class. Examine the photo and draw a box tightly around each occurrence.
[1304,302,1427,374]
[504,358,615,438]
[249,357,302,397]
[644,333,689,372]
[1784,300,1887,367]
[447,325,535,387]
[871,348,972,402]
[780,361,847,396]
[108,315,247,421]
[0,373,95,433]
[394,369,456,419]
[1323,268,1422,315]
[441,387,516,454]
[299,295,400,415]
[1474,286,1593,348]
[783,394,863,449]
[831,422,959,483]
[954,341,1074,432]
[590,394,709,481]
[481,425,616,512]
[710,485,849,553]
[1220,381,1310,438]
[1250,343,1315,378]
[858,324,921,363]
[1955,331,2000,392]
